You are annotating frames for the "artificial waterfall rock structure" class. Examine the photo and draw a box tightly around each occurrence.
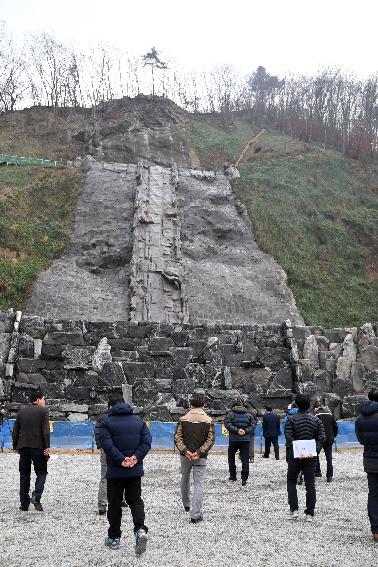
[129,163,188,324]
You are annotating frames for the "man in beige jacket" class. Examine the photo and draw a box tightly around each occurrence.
[174,394,215,524]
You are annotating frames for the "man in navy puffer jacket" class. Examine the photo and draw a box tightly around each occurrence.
[99,397,152,554]
[355,389,378,542]
[224,400,256,486]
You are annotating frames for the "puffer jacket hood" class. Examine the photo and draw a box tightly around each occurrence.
[232,405,248,413]
[109,403,134,416]
[360,400,378,416]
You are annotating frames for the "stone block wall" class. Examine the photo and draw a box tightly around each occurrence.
[0,310,377,422]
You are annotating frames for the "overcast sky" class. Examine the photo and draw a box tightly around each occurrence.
[2,0,378,78]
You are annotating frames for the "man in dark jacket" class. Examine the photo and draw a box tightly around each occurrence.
[94,398,127,515]
[355,389,378,542]
[262,405,281,460]
[174,394,215,523]
[284,394,326,521]
[12,390,50,512]
[224,400,256,486]
[99,397,152,554]
[313,402,338,482]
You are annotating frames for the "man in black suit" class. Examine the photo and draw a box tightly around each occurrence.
[12,390,50,512]
[262,405,281,460]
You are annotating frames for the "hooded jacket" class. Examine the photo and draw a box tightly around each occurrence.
[99,403,152,479]
[314,406,338,443]
[224,406,256,443]
[355,400,378,474]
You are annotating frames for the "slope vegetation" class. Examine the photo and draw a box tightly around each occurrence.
[191,115,378,327]
[0,167,84,310]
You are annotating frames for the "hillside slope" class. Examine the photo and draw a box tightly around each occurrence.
[0,102,376,326]
[191,115,378,327]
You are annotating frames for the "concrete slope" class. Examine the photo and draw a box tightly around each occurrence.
[26,161,303,325]
[178,169,304,325]
[26,163,136,320]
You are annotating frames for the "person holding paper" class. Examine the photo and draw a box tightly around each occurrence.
[284,394,326,522]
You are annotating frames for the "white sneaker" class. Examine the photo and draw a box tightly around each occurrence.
[305,514,314,522]
[288,510,299,520]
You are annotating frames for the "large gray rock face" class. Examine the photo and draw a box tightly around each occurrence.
[178,170,304,325]
[26,161,303,326]
[26,164,136,320]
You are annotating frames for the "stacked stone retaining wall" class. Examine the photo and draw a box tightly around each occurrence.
[1,310,377,421]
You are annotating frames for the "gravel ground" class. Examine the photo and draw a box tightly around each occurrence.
[0,451,376,567]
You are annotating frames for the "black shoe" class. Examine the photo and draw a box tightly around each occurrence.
[19,506,29,511]
[121,500,128,508]
[326,476,333,483]
[315,472,322,478]
[242,479,247,486]
[262,455,269,458]
[99,509,107,516]
[30,496,43,512]
[184,506,190,512]
[229,477,237,482]
[190,516,203,524]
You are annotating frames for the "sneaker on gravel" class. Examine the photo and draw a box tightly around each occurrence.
[288,510,299,521]
[19,506,29,512]
[105,537,121,550]
[99,509,106,516]
[190,516,203,524]
[305,514,314,522]
[184,506,190,512]
[241,479,247,486]
[134,529,147,555]
[315,472,322,478]
[30,496,43,512]
[228,477,237,482]
[326,476,333,483]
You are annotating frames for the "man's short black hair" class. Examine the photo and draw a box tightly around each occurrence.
[108,395,124,407]
[30,391,44,403]
[265,405,273,412]
[368,389,378,402]
[313,402,321,409]
[295,394,311,411]
[190,394,205,408]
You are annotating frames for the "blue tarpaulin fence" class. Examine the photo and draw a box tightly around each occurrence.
[0,419,361,451]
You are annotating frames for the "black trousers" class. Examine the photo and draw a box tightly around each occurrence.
[287,458,316,516]
[228,441,250,480]
[107,476,147,539]
[19,448,48,508]
[316,442,333,478]
[367,473,378,534]
[264,436,279,459]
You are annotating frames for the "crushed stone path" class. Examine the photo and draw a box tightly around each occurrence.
[0,451,375,567]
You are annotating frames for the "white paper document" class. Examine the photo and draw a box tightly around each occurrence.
[292,439,317,459]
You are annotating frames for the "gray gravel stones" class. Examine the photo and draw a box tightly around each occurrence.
[0,451,376,567]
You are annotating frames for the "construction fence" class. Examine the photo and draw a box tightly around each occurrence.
[0,420,360,452]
